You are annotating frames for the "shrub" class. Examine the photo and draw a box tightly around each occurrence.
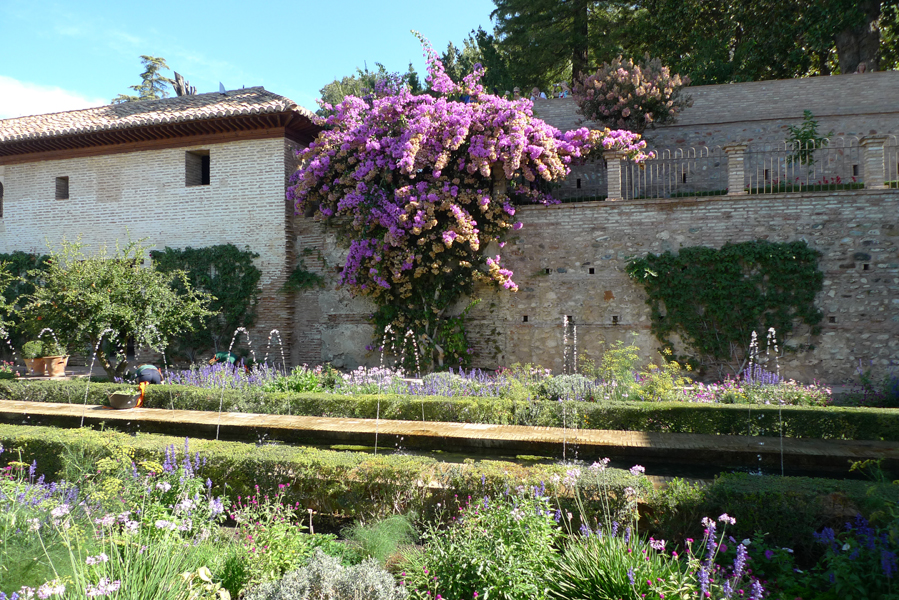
[402,491,560,600]
[231,486,347,586]
[20,340,42,359]
[243,550,408,600]
[262,365,324,394]
[573,55,691,133]
[535,374,599,401]
[5,379,899,441]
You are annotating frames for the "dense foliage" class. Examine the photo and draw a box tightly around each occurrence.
[487,0,895,87]
[21,239,213,378]
[573,55,691,133]
[290,36,649,369]
[151,244,262,361]
[0,252,49,353]
[627,240,824,377]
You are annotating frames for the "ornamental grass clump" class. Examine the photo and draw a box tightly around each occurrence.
[289,33,650,371]
[573,55,691,134]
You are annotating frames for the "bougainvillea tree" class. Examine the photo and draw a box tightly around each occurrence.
[288,35,650,370]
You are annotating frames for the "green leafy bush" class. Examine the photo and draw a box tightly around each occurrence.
[536,375,599,401]
[402,491,560,600]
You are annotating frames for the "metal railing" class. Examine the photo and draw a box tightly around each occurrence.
[622,146,726,200]
[744,137,863,193]
[558,158,608,202]
[886,135,899,188]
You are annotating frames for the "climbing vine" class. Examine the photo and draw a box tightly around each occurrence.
[626,240,824,377]
[151,244,261,361]
[0,252,50,352]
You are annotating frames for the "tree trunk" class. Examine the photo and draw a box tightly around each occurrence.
[571,0,590,81]
[835,0,882,72]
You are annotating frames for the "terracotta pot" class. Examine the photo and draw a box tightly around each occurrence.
[24,357,46,376]
[44,355,68,378]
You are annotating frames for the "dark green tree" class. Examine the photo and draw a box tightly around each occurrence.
[22,239,213,379]
[440,28,516,94]
[317,62,423,115]
[633,0,894,83]
[112,55,175,104]
[491,0,636,89]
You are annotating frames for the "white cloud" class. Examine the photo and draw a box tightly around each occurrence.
[0,76,107,119]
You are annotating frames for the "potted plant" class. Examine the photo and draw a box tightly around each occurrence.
[108,386,141,409]
[21,340,45,376]
[41,339,69,378]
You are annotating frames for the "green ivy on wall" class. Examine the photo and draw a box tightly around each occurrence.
[0,252,50,352]
[626,240,824,376]
[151,244,261,361]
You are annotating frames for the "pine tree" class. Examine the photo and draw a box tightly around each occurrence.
[112,55,175,104]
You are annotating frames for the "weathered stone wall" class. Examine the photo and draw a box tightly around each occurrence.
[536,72,899,200]
[295,189,899,383]
[0,137,299,359]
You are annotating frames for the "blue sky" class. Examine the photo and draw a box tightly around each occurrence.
[0,0,496,119]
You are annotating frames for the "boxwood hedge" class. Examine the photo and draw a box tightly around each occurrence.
[0,423,894,554]
[1,379,898,440]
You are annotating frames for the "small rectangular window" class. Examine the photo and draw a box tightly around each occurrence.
[55,177,69,200]
[186,150,210,186]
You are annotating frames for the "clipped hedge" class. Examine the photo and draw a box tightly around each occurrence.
[0,423,644,522]
[0,423,894,554]
[2,379,899,441]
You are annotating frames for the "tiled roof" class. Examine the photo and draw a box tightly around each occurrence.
[0,87,316,143]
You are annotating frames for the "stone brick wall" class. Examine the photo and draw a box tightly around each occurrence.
[294,189,899,384]
[0,137,299,361]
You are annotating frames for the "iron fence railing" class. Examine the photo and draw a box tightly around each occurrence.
[622,146,726,200]
[743,137,863,194]
[886,135,899,188]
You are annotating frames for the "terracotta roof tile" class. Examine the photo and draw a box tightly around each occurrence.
[0,87,315,143]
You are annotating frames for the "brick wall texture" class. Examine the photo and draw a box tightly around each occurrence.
[298,189,899,383]
[0,137,300,361]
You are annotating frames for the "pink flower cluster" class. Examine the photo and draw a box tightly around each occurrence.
[574,55,691,134]
[287,35,651,355]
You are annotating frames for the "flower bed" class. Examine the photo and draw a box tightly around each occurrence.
[1,424,897,599]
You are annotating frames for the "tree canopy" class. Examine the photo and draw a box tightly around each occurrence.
[22,239,213,378]
[317,63,422,115]
[486,0,896,87]
[112,55,175,104]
